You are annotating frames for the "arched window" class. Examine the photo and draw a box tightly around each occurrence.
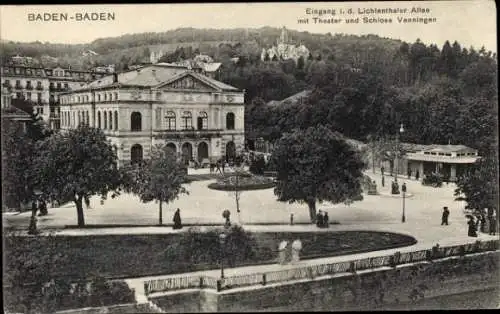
[97,94,101,102]
[114,111,118,130]
[97,111,101,128]
[181,111,192,130]
[130,112,142,131]
[165,111,176,130]
[108,110,113,130]
[197,111,208,130]
[103,111,108,129]
[130,144,143,164]
[104,93,107,101]
[114,92,118,100]
[226,112,235,130]
[77,96,81,103]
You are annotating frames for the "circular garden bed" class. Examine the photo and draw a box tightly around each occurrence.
[208,172,276,191]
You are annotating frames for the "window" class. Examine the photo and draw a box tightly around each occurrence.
[108,111,112,130]
[114,92,118,101]
[130,112,142,131]
[165,111,176,130]
[114,111,118,130]
[26,92,31,100]
[197,112,208,130]
[97,94,101,102]
[97,111,102,128]
[57,83,61,90]
[104,111,108,129]
[130,144,143,164]
[181,111,192,130]
[37,81,42,88]
[104,93,107,101]
[15,80,21,87]
[37,93,42,103]
[226,112,235,130]
[77,96,81,103]
[64,83,69,90]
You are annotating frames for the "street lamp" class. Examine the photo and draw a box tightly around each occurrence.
[219,232,227,279]
[402,182,407,223]
[395,123,405,183]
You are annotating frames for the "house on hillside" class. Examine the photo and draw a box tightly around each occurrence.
[82,50,99,57]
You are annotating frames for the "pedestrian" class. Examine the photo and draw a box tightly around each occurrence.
[381,175,385,187]
[479,213,486,232]
[407,169,412,179]
[290,213,294,226]
[316,210,324,228]
[38,198,48,216]
[221,160,225,173]
[84,196,91,209]
[323,211,329,228]
[441,207,449,225]
[31,200,38,217]
[475,211,481,231]
[415,170,420,181]
[173,208,182,230]
[381,166,385,176]
[467,216,477,237]
[489,212,497,236]
[215,161,222,175]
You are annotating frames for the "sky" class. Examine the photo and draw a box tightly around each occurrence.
[0,1,497,52]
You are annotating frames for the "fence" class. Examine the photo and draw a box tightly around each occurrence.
[143,239,499,295]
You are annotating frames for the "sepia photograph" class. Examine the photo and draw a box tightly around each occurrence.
[1,1,498,312]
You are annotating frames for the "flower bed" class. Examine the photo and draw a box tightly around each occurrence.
[208,172,276,191]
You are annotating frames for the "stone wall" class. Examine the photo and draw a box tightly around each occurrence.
[150,251,499,312]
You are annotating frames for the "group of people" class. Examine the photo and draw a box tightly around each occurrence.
[209,160,226,175]
[316,210,329,228]
[467,209,497,237]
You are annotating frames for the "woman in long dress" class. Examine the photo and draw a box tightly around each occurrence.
[467,216,477,237]
[173,208,182,230]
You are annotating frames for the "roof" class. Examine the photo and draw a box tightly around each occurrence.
[201,62,222,72]
[405,153,481,164]
[267,90,311,107]
[424,144,475,153]
[67,64,240,92]
[155,71,240,92]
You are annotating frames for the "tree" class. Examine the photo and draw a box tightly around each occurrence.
[271,125,366,222]
[455,157,498,215]
[1,107,53,210]
[123,145,188,225]
[32,125,122,227]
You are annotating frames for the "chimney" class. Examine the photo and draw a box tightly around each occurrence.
[113,73,118,83]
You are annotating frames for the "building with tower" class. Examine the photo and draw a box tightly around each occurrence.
[261,26,310,62]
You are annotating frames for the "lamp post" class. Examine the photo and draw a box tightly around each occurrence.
[402,182,407,223]
[395,123,405,183]
[219,232,227,279]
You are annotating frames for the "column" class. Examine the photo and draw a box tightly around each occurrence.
[450,164,457,181]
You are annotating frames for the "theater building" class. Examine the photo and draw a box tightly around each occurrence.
[59,63,245,166]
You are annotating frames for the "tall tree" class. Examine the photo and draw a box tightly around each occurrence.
[32,125,122,227]
[455,157,498,215]
[122,145,188,225]
[271,125,366,222]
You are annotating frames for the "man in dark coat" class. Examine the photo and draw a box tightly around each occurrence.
[323,212,329,228]
[173,208,182,229]
[467,216,477,237]
[316,211,324,228]
[441,207,450,225]
[415,170,420,181]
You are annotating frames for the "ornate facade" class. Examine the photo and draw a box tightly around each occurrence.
[59,64,245,166]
